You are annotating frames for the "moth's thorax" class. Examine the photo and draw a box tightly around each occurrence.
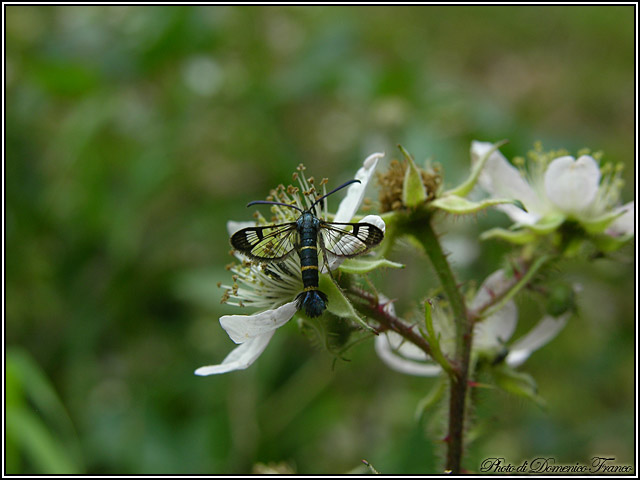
[296,211,321,234]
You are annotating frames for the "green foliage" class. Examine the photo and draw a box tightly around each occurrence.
[6,348,83,474]
[6,5,634,474]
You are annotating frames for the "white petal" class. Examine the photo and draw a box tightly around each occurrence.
[494,203,541,226]
[359,214,386,233]
[441,234,480,268]
[474,300,517,350]
[607,201,635,236]
[375,333,442,377]
[469,269,512,311]
[506,313,569,367]
[220,301,298,344]
[544,155,600,214]
[194,330,275,376]
[469,269,518,349]
[471,141,541,215]
[321,251,341,273]
[384,330,428,361]
[227,220,256,236]
[334,152,383,223]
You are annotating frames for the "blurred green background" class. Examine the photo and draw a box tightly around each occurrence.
[5,5,635,474]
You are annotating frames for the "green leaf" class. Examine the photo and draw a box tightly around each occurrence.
[5,348,83,474]
[338,257,404,274]
[6,408,81,474]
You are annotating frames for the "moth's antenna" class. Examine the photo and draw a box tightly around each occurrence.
[247,200,304,213]
[310,179,360,209]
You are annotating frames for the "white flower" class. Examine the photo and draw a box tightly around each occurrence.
[195,302,298,375]
[375,269,569,377]
[471,141,634,237]
[196,153,385,376]
[606,201,635,237]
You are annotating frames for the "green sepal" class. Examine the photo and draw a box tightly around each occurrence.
[591,232,633,252]
[338,257,404,274]
[399,145,428,207]
[527,213,565,234]
[414,376,448,422]
[480,227,538,244]
[447,139,509,198]
[431,195,515,215]
[579,209,626,235]
[422,300,455,376]
[320,275,376,333]
[491,363,546,408]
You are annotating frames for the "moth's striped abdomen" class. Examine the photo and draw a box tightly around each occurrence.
[295,212,327,317]
[230,178,384,319]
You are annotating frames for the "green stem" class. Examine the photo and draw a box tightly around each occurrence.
[408,210,471,474]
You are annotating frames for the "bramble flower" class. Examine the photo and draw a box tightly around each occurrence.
[374,269,569,377]
[196,154,385,376]
[471,141,634,247]
[376,143,514,216]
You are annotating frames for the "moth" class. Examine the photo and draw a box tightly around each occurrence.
[230,179,384,317]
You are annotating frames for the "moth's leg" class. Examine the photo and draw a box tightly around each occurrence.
[317,233,338,284]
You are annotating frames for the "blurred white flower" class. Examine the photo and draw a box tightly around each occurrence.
[196,153,384,376]
[375,269,569,377]
[471,141,634,238]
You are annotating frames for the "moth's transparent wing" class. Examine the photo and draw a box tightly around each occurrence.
[319,221,384,258]
[231,223,299,262]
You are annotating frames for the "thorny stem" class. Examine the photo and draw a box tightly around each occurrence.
[354,207,552,474]
[413,217,551,473]
[349,288,436,360]
[413,217,471,474]
[395,208,471,474]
